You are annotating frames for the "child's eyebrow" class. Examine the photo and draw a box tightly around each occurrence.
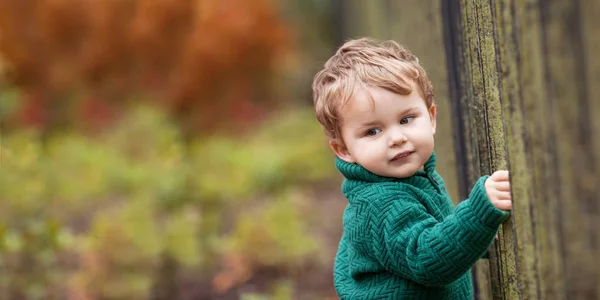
[359,120,380,127]
[400,106,420,114]
[357,106,421,128]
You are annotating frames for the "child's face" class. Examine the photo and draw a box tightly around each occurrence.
[330,84,436,178]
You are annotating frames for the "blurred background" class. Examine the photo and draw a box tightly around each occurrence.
[0,1,457,299]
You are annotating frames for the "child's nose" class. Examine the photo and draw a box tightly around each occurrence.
[388,128,407,146]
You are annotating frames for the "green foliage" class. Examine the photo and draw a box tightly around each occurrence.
[0,105,337,298]
[227,190,319,268]
[189,109,333,201]
[240,280,294,300]
[0,88,21,121]
[0,131,48,219]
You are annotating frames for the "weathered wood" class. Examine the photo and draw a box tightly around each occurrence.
[541,1,600,297]
[493,1,544,298]
[582,0,600,293]
[444,0,600,299]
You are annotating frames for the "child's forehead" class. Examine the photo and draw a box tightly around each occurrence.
[341,85,403,109]
[335,89,374,120]
[339,85,425,118]
[344,87,377,110]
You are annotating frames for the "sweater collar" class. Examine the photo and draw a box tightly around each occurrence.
[335,152,437,183]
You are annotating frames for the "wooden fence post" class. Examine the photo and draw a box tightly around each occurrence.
[443,0,600,299]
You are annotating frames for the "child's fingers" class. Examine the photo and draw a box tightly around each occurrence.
[492,199,512,210]
[496,191,512,200]
[487,189,511,201]
[491,170,509,181]
[494,181,511,192]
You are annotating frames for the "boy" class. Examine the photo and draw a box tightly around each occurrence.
[311,38,512,299]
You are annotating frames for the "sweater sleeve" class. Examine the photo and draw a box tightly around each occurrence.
[366,176,510,287]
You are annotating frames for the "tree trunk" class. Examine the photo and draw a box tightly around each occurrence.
[443,0,600,299]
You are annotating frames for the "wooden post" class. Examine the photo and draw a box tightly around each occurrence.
[443,0,600,299]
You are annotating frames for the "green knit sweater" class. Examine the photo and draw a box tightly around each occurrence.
[333,152,510,299]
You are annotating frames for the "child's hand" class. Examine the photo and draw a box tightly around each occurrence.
[484,170,512,211]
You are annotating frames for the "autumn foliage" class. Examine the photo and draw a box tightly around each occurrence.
[0,107,340,299]
[0,0,293,132]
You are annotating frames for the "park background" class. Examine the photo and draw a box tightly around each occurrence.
[0,1,477,299]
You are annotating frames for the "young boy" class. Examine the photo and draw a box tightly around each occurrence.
[312,38,512,299]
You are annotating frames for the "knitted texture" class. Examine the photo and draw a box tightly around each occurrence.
[333,152,510,299]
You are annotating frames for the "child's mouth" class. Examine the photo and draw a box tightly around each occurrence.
[391,151,414,162]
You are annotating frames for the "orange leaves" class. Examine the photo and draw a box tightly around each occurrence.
[0,0,293,132]
[212,253,253,294]
[171,0,292,131]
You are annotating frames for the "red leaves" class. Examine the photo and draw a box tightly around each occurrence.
[0,0,293,133]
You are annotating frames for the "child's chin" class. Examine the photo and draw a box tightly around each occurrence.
[385,167,419,179]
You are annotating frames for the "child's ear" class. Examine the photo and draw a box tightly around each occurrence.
[428,104,437,135]
[329,140,356,163]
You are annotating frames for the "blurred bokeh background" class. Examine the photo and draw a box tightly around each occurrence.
[0,1,458,299]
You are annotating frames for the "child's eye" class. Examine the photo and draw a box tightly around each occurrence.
[365,128,381,136]
[400,116,414,125]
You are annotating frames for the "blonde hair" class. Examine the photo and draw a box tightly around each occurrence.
[311,37,434,142]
